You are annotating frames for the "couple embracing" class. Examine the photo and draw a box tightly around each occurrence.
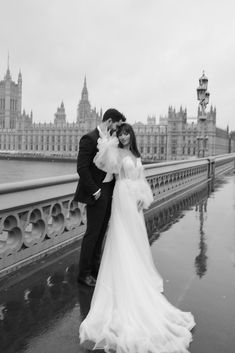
[74,108,195,353]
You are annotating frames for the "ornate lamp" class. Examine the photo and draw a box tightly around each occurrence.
[205,91,210,105]
[196,72,210,158]
[199,71,208,90]
[197,85,206,101]
[197,71,210,118]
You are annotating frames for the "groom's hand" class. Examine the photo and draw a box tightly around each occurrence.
[93,189,101,201]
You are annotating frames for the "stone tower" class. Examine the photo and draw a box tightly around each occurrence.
[54,101,67,127]
[166,106,187,160]
[76,77,91,127]
[76,77,102,133]
[0,59,22,129]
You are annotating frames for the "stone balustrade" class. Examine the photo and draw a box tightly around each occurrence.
[213,153,235,177]
[0,153,235,277]
[144,158,209,202]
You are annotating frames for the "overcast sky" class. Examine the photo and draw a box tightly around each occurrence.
[1,0,235,130]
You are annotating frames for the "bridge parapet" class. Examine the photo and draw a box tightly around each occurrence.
[145,158,209,202]
[212,153,235,177]
[0,153,234,277]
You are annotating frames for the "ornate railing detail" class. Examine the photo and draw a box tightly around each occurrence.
[0,195,86,274]
[0,153,234,277]
[145,159,209,201]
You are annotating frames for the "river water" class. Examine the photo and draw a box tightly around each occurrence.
[0,159,76,184]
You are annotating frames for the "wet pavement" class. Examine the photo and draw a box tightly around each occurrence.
[0,174,235,353]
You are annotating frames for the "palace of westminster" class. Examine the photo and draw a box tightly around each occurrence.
[0,63,235,162]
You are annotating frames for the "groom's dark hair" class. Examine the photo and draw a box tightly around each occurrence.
[102,108,126,123]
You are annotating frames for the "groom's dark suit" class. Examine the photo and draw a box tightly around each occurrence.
[74,128,114,281]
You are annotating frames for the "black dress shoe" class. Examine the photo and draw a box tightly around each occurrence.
[77,275,96,287]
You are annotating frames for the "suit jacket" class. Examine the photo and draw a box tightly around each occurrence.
[73,128,107,205]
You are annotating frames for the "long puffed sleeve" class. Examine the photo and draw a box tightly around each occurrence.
[93,136,120,174]
[135,159,154,209]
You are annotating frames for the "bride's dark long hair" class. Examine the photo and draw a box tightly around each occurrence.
[116,123,141,158]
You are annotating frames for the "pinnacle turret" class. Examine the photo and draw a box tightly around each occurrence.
[81,76,88,101]
[4,52,11,80]
[18,70,22,84]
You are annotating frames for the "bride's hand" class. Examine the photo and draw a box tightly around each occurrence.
[137,200,144,212]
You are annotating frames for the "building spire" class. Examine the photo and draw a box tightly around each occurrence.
[81,75,88,101]
[18,68,22,84]
[5,51,11,80]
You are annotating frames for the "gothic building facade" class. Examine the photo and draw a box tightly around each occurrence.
[133,105,219,161]
[0,65,22,129]
[0,67,101,157]
[0,65,234,161]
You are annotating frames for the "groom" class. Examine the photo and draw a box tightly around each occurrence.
[74,108,126,287]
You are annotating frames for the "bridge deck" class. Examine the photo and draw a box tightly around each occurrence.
[0,173,234,353]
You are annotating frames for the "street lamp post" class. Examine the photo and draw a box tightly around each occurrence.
[196,71,210,157]
[197,71,210,119]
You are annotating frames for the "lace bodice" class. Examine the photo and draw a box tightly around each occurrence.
[94,136,153,209]
[116,150,142,181]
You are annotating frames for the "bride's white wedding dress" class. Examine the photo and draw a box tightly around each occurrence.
[79,136,195,353]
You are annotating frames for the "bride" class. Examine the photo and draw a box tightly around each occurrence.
[79,123,195,353]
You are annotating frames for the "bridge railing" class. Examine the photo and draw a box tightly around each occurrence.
[213,153,235,177]
[0,153,234,277]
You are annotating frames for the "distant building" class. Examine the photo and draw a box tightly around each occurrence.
[133,117,167,161]
[166,104,217,160]
[0,65,234,161]
[0,65,22,129]
[0,67,101,157]
[133,72,234,161]
[76,76,102,133]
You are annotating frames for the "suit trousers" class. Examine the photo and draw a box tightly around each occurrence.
[78,180,114,279]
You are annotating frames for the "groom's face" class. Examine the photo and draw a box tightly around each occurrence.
[110,119,123,132]
[107,119,122,134]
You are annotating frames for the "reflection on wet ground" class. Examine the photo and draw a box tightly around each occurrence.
[0,174,235,353]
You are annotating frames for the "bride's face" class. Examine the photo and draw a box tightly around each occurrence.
[118,131,131,147]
